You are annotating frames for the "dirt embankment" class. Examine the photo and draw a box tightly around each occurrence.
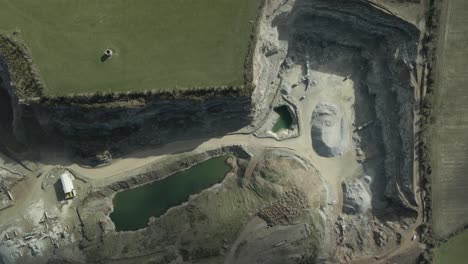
[252,0,422,212]
[74,147,330,264]
[77,146,250,249]
[277,0,419,209]
[254,0,424,261]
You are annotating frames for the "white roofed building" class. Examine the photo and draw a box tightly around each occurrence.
[60,171,76,199]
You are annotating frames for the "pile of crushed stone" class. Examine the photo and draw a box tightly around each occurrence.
[311,102,350,157]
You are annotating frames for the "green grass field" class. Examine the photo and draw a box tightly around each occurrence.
[0,0,260,96]
[434,229,468,264]
[431,0,468,238]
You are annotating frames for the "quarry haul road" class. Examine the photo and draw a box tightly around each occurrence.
[67,134,299,180]
[66,131,357,204]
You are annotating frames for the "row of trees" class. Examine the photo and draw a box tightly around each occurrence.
[32,84,253,107]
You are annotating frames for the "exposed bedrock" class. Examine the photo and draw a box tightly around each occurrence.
[18,95,251,161]
[311,102,350,157]
[1,55,252,163]
[276,0,419,208]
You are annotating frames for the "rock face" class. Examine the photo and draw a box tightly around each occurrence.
[0,25,255,162]
[249,0,291,128]
[0,81,252,161]
[281,0,418,208]
[311,103,350,157]
[28,96,251,157]
[342,178,372,215]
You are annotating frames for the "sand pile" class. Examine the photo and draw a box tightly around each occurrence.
[311,102,349,157]
[342,178,372,214]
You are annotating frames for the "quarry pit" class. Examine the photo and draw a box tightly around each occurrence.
[0,0,436,263]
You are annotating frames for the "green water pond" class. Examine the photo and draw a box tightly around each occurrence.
[110,155,230,231]
[271,106,293,133]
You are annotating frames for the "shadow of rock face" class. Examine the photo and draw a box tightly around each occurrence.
[311,102,350,157]
[20,95,252,164]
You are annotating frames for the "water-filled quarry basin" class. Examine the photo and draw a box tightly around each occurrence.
[271,106,293,133]
[110,155,231,231]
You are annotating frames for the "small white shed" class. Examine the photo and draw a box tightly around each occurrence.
[60,171,76,199]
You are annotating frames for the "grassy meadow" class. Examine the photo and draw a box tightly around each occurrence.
[434,229,468,264]
[0,0,260,96]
